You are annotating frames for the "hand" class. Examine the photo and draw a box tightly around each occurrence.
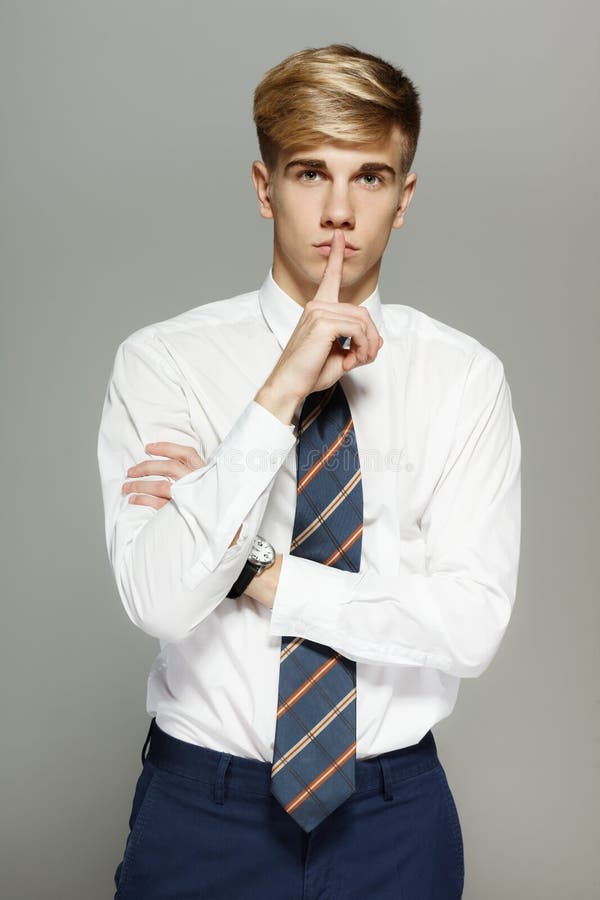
[122,441,204,509]
[122,440,277,604]
[262,228,384,404]
[122,442,244,549]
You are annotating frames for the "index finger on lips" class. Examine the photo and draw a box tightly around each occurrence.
[319,228,345,304]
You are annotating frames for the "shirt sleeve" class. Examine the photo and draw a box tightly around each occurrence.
[269,349,521,679]
[97,333,297,643]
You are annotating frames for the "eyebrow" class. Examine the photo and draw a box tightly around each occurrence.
[283,158,397,181]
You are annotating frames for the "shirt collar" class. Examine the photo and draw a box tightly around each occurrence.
[258,265,384,351]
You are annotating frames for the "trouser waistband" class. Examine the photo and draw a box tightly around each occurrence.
[142,718,440,805]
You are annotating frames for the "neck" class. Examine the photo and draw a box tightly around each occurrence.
[271,249,380,308]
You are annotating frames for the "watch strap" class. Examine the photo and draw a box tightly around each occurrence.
[226,559,259,599]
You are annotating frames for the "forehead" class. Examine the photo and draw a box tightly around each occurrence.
[279,124,403,169]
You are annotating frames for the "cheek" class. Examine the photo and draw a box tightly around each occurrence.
[370,198,398,225]
[276,206,311,243]
[366,206,398,245]
[276,187,319,221]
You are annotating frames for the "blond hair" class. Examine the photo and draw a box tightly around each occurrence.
[253,44,422,180]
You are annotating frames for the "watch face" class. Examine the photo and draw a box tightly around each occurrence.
[249,536,275,566]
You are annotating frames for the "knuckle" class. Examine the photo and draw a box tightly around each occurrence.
[308,302,325,322]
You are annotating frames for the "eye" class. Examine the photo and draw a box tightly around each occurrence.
[298,169,323,182]
[359,173,383,186]
[297,169,383,188]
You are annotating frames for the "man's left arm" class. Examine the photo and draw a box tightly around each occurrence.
[253,349,521,680]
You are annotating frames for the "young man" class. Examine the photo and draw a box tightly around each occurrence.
[98,43,521,899]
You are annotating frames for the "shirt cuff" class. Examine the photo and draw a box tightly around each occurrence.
[269,553,357,646]
[170,399,297,572]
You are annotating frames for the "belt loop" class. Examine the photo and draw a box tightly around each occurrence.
[141,717,155,766]
[378,755,395,802]
[213,753,232,805]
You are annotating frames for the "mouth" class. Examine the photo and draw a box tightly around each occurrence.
[314,239,358,250]
[314,240,359,258]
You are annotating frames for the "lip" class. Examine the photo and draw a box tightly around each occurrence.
[315,239,358,250]
[314,242,359,258]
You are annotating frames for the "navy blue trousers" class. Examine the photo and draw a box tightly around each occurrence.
[114,718,464,898]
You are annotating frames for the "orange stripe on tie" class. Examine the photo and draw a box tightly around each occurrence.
[323,523,363,567]
[290,469,362,552]
[284,742,357,815]
[297,417,354,494]
[300,386,336,434]
[280,636,304,661]
[276,654,340,718]
[271,689,356,777]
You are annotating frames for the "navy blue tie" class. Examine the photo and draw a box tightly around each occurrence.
[270,379,363,832]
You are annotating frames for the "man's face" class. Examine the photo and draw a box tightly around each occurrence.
[252,124,417,304]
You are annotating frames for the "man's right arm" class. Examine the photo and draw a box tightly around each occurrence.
[96,333,297,643]
[98,233,383,643]
[254,382,299,428]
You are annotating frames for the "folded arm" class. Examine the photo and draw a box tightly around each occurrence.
[96,334,297,643]
[269,349,522,679]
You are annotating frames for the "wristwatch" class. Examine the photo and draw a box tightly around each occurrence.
[226,534,276,598]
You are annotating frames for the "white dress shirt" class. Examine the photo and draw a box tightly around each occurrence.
[97,266,521,761]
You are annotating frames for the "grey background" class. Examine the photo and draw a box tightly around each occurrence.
[1,1,598,897]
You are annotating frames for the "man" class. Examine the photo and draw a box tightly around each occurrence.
[97,43,521,899]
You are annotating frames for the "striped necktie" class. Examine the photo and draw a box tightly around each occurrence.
[270,378,363,833]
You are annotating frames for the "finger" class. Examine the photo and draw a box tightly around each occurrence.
[316,228,345,304]
[332,305,383,360]
[122,479,172,500]
[341,330,383,369]
[358,309,384,360]
[127,459,191,479]
[316,313,370,364]
[127,494,169,510]
[145,442,205,467]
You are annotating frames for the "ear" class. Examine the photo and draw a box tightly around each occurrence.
[251,160,274,220]
[392,172,418,230]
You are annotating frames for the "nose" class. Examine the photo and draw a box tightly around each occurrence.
[320,181,356,232]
